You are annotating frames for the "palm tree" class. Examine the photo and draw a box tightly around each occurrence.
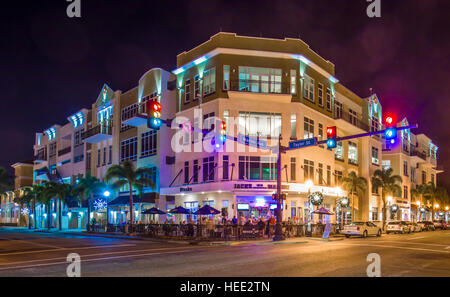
[411,184,428,221]
[38,182,57,230]
[371,168,402,230]
[105,160,155,233]
[342,171,367,222]
[425,182,448,221]
[51,183,75,230]
[75,173,105,229]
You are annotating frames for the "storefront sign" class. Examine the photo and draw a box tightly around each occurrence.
[180,187,193,192]
[234,183,277,189]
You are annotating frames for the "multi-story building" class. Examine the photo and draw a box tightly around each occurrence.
[382,118,443,221]
[8,32,442,229]
[160,32,387,224]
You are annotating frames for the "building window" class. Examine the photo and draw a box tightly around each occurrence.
[371,207,378,221]
[290,157,296,181]
[348,142,358,165]
[372,147,379,165]
[103,147,106,165]
[371,116,380,132]
[141,130,157,157]
[223,65,230,90]
[335,101,343,118]
[411,167,416,183]
[74,129,84,147]
[431,174,435,185]
[326,88,332,111]
[239,156,276,180]
[303,159,314,181]
[193,160,199,183]
[97,149,101,167]
[49,142,57,157]
[290,69,296,94]
[304,117,314,139]
[318,84,324,106]
[203,156,215,182]
[318,163,324,185]
[335,141,344,161]
[120,137,137,162]
[291,114,297,139]
[184,161,190,184]
[349,109,358,125]
[223,156,229,180]
[86,151,91,170]
[238,112,282,138]
[108,145,112,164]
[238,66,282,93]
[185,79,191,103]
[404,186,408,199]
[203,67,216,95]
[422,171,426,184]
[194,75,201,100]
[335,170,343,186]
[303,74,314,102]
[403,161,409,176]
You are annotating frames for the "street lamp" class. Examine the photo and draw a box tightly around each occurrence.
[103,190,111,197]
[434,204,440,209]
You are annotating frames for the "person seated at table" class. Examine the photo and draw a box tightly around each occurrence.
[231,216,237,225]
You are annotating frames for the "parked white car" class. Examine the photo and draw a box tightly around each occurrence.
[386,221,410,234]
[409,222,423,232]
[342,222,382,238]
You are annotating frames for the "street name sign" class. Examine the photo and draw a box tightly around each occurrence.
[237,134,268,149]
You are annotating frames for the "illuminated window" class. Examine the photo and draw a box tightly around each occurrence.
[326,88,332,111]
[372,147,379,165]
[335,141,344,161]
[303,74,314,102]
[303,117,314,139]
[194,75,201,99]
[223,65,230,90]
[238,67,282,93]
[238,112,281,138]
[348,141,358,165]
[291,114,297,138]
[141,130,157,157]
[203,67,216,95]
[120,137,137,162]
[304,159,314,181]
[290,69,296,94]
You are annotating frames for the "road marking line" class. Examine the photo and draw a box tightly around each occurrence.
[406,237,425,240]
[0,246,208,266]
[372,240,450,247]
[0,244,136,256]
[445,246,450,250]
[0,249,196,272]
[338,243,449,254]
[0,237,62,249]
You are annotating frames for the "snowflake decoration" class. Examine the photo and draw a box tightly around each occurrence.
[21,208,29,215]
[93,199,108,210]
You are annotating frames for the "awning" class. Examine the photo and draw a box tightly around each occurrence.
[108,192,157,206]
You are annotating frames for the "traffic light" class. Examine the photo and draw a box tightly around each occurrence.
[147,101,162,130]
[219,121,227,143]
[326,126,337,149]
[384,114,397,144]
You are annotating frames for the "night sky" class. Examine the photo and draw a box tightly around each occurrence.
[1,0,449,187]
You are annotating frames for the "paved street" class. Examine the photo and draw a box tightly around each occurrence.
[0,228,448,277]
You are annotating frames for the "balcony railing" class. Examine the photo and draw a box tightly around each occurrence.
[34,154,47,161]
[57,146,71,156]
[228,79,292,95]
[81,123,113,143]
[334,110,370,132]
[410,149,427,160]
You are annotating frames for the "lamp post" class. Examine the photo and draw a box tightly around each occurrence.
[305,180,314,236]
[273,135,284,241]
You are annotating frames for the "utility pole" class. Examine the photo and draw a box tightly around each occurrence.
[273,135,285,241]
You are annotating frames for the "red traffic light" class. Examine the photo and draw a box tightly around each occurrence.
[150,102,161,112]
[384,114,396,127]
[326,126,337,139]
[220,121,226,130]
